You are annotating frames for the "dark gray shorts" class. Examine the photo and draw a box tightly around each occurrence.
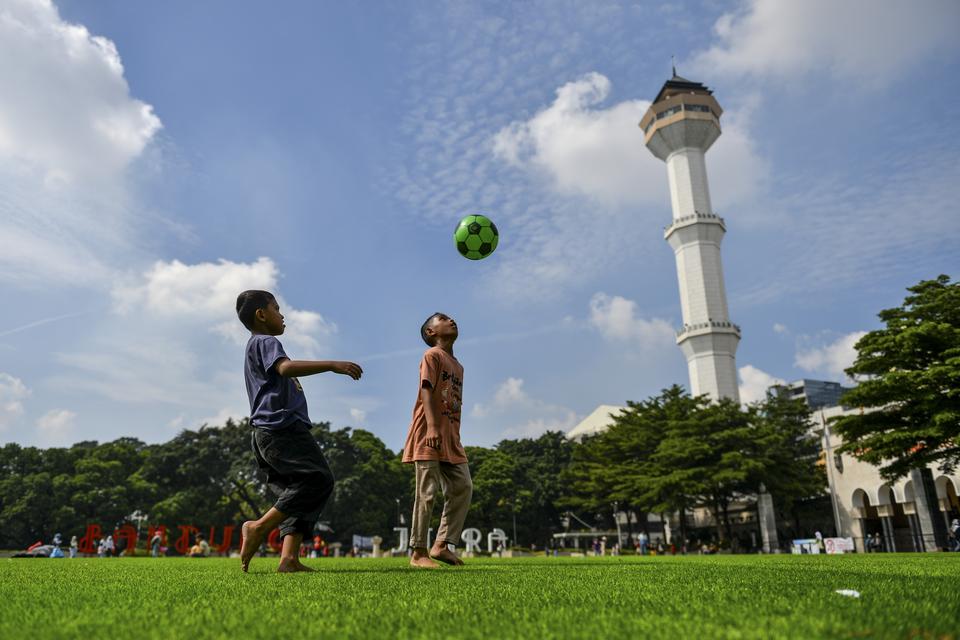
[251,421,335,539]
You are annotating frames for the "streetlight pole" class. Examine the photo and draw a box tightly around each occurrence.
[395,498,401,528]
[613,501,622,548]
[512,499,518,550]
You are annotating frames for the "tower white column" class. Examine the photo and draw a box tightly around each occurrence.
[640,76,740,402]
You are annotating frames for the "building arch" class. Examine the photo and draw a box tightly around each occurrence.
[934,475,960,500]
[935,475,960,526]
[874,483,894,506]
[893,479,913,504]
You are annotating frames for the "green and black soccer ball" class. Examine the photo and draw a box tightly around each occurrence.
[454,214,499,260]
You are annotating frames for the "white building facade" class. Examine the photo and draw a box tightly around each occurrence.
[816,406,960,552]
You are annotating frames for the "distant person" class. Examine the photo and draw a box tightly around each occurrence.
[235,290,362,573]
[69,535,78,559]
[312,534,323,559]
[402,313,472,569]
[190,534,210,557]
[97,537,106,558]
[151,532,163,557]
[949,519,960,552]
[104,534,115,557]
[638,531,649,555]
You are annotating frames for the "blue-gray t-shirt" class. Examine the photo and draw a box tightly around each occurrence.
[244,334,310,429]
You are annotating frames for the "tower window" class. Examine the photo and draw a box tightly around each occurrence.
[656,105,682,120]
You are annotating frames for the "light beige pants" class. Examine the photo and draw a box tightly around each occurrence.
[410,461,473,549]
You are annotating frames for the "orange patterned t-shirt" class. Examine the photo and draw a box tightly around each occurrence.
[402,347,467,464]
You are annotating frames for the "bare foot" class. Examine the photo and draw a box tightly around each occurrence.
[293,560,315,572]
[277,558,300,573]
[240,521,264,573]
[430,546,464,566]
[410,555,440,568]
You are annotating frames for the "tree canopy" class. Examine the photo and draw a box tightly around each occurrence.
[833,275,960,479]
[0,389,824,551]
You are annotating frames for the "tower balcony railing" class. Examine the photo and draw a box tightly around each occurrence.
[665,211,725,231]
[676,319,742,339]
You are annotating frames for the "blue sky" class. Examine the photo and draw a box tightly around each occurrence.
[1,0,958,449]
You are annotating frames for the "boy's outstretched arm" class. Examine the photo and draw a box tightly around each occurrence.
[420,382,442,449]
[275,358,363,380]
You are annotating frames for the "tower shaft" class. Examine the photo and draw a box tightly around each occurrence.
[641,77,740,402]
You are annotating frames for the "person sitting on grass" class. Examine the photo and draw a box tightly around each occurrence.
[235,290,363,573]
[189,534,210,557]
[402,312,473,568]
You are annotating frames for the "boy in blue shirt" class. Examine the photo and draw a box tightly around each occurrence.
[236,290,363,573]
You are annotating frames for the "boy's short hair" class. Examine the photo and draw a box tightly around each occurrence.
[236,290,276,331]
[420,312,443,346]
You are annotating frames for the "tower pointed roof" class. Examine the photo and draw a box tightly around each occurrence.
[652,72,713,104]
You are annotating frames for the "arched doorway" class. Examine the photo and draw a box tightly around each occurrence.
[851,488,881,552]
[935,476,960,527]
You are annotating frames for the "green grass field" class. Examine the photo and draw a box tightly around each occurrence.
[1,554,957,639]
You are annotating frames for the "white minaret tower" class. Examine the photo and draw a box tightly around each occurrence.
[640,73,740,402]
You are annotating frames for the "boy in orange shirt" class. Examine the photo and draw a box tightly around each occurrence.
[402,312,473,568]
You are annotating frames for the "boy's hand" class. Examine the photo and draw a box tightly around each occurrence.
[332,361,363,380]
[425,427,442,450]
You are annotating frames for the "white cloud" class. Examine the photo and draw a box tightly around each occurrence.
[738,365,785,405]
[493,72,766,209]
[471,376,577,439]
[494,377,526,405]
[48,257,343,437]
[0,0,161,289]
[36,408,76,445]
[503,414,579,439]
[0,372,30,430]
[0,0,161,182]
[112,257,336,355]
[588,293,675,350]
[690,0,960,87]
[773,323,788,335]
[197,407,244,428]
[472,376,527,418]
[795,331,867,382]
[493,72,661,207]
[349,408,367,424]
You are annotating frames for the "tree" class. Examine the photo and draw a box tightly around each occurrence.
[751,393,827,532]
[833,275,960,479]
[314,424,409,545]
[495,431,575,546]
[469,448,520,535]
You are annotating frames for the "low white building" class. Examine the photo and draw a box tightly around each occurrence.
[816,405,960,552]
[567,405,627,441]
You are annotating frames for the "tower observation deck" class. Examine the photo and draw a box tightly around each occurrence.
[640,74,740,402]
